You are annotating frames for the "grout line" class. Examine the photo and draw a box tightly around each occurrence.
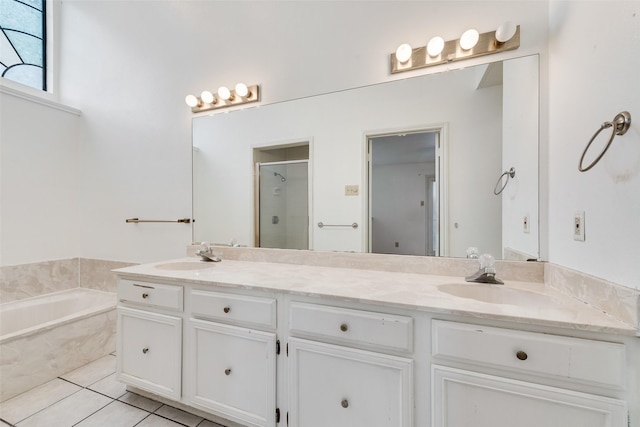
[70,399,116,427]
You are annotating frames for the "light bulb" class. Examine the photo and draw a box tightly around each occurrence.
[235,83,249,98]
[426,36,445,57]
[217,86,232,101]
[185,94,199,108]
[200,90,215,104]
[495,21,517,43]
[395,43,413,64]
[460,28,479,50]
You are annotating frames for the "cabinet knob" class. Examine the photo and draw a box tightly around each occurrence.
[223,306,231,314]
[341,399,349,408]
[516,350,528,361]
[142,293,149,299]
[225,368,232,376]
[142,347,149,354]
[340,323,348,332]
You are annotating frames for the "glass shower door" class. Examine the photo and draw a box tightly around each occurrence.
[257,161,309,250]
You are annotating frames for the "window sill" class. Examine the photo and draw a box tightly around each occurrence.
[0,81,81,116]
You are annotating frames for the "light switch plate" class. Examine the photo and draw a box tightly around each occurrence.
[345,185,359,196]
[523,214,530,234]
[574,211,585,241]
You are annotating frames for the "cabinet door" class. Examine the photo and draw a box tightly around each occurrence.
[432,365,627,427]
[288,338,413,427]
[117,307,182,399]
[186,319,277,427]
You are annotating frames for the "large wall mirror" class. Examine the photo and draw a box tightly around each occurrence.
[193,54,539,260]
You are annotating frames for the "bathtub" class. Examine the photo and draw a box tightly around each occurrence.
[0,288,117,402]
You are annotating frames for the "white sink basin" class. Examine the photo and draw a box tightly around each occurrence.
[155,261,217,271]
[438,283,551,306]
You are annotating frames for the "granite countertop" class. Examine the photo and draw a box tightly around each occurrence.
[114,257,639,336]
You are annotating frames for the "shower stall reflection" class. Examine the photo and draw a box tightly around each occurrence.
[257,161,309,249]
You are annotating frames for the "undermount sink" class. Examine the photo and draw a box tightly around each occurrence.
[438,283,551,306]
[155,261,217,271]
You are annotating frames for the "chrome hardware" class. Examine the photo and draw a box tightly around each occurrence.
[493,167,516,195]
[341,399,349,408]
[142,293,149,299]
[579,111,632,172]
[465,253,504,285]
[223,306,231,314]
[516,350,528,361]
[126,218,191,223]
[340,323,349,332]
[142,347,149,354]
[317,222,358,229]
[225,368,232,376]
[196,242,222,262]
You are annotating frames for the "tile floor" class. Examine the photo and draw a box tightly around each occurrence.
[0,354,226,427]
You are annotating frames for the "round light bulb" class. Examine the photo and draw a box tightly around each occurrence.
[495,21,517,43]
[426,36,445,57]
[200,90,215,104]
[217,86,231,101]
[395,43,413,64]
[460,28,479,50]
[185,94,199,108]
[235,83,249,98]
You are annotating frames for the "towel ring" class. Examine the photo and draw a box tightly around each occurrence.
[579,111,631,172]
[494,167,516,195]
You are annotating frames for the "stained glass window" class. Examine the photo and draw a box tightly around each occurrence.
[0,0,47,91]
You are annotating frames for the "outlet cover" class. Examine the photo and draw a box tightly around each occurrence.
[574,211,585,241]
[345,185,359,196]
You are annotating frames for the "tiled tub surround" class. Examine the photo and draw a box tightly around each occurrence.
[0,258,133,402]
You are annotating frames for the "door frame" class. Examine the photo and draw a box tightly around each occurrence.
[364,124,448,256]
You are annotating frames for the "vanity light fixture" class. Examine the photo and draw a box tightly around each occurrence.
[185,83,260,113]
[390,22,520,74]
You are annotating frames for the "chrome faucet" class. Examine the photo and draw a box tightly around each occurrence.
[196,242,222,262]
[465,253,503,284]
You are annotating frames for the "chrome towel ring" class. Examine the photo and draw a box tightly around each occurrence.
[494,167,516,195]
[579,111,631,172]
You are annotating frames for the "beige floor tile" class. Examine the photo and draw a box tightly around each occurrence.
[155,405,204,427]
[0,378,81,425]
[59,354,116,387]
[1,420,12,426]
[16,389,111,427]
[137,414,186,427]
[87,373,127,399]
[74,400,148,427]
[117,392,163,413]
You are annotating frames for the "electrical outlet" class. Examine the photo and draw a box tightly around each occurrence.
[345,185,359,196]
[574,211,585,241]
[523,214,530,234]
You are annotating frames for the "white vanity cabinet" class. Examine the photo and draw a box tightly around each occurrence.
[431,320,629,427]
[116,280,183,400]
[287,302,414,427]
[185,289,278,427]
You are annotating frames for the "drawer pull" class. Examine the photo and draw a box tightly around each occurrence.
[223,306,231,314]
[142,293,149,299]
[142,347,149,354]
[225,368,232,376]
[340,323,349,332]
[516,350,528,361]
[341,399,349,408]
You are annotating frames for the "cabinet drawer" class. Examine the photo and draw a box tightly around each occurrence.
[190,290,276,330]
[289,302,413,353]
[432,320,626,388]
[118,279,183,311]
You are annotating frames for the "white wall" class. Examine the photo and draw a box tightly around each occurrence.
[0,92,80,266]
[548,1,640,290]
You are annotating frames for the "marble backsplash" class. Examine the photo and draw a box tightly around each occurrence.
[0,258,135,303]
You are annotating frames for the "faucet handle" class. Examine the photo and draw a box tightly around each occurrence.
[199,241,211,253]
[478,253,495,269]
